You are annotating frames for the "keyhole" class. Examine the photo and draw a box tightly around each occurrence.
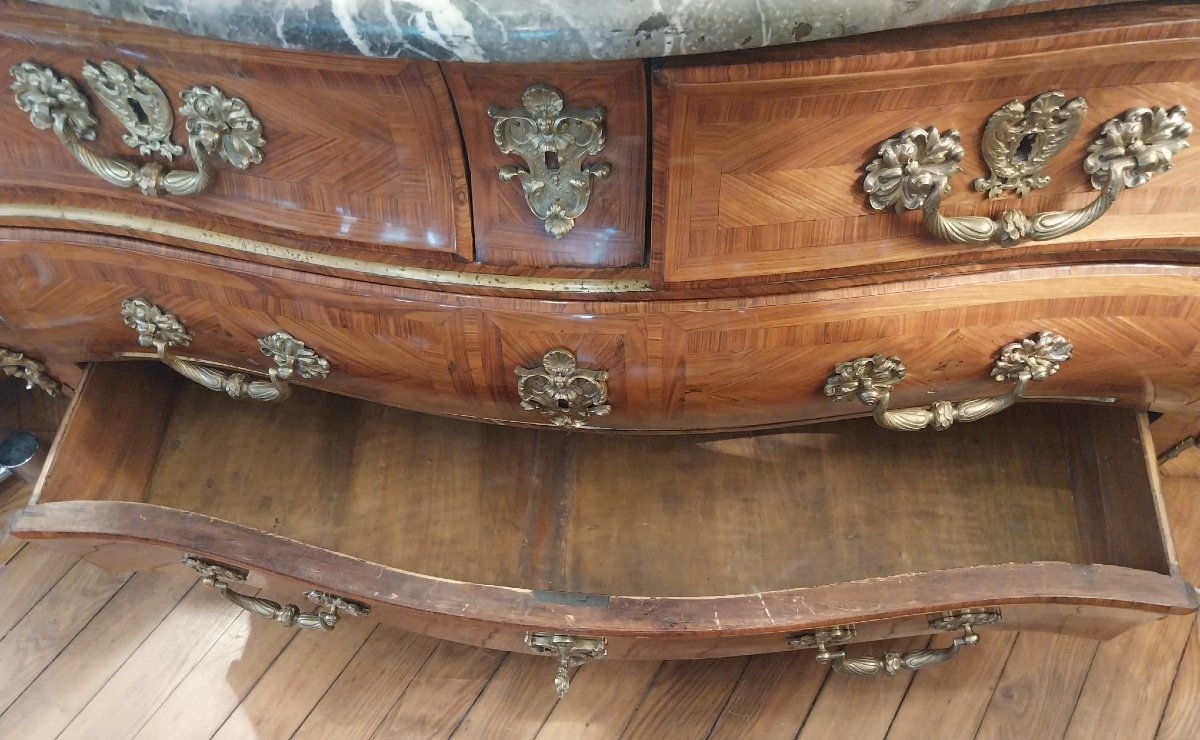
[127,97,149,127]
[1014,132,1037,162]
[557,398,570,410]
[544,150,560,171]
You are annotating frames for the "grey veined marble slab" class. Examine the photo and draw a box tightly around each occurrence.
[29,0,1048,63]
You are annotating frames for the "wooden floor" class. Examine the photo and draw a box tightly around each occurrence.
[0,381,1197,739]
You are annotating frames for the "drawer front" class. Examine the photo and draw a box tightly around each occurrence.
[13,362,1194,677]
[653,3,1200,286]
[443,61,648,268]
[7,230,1200,430]
[0,4,471,265]
[15,532,1181,664]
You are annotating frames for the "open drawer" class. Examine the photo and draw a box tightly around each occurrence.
[13,362,1197,690]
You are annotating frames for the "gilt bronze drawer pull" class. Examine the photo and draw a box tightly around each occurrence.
[489,84,611,238]
[0,347,61,396]
[10,60,264,197]
[121,297,329,402]
[183,556,368,632]
[790,609,1001,677]
[825,331,1072,431]
[863,92,1191,247]
[525,632,607,697]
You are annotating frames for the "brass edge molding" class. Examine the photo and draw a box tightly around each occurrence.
[863,99,1192,247]
[0,204,652,293]
[489,84,611,238]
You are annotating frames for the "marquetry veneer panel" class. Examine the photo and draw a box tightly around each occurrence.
[653,3,1200,285]
[5,231,1200,431]
[0,2,471,265]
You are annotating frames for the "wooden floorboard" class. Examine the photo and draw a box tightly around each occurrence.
[372,641,506,739]
[536,659,661,740]
[796,635,929,740]
[451,654,562,739]
[1,378,1198,739]
[620,657,748,739]
[0,560,129,715]
[706,651,827,740]
[213,617,375,740]
[886,631,1018,740]
[1158,616,1200,740]
[292,628,440,740]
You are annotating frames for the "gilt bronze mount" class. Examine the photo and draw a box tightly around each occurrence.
[515,349,611,427]
[121,297,329,402]
[489,84,611,238]
[0,348,61,396]
[525,632,607,697]
[824,331,1072,431]
[11,60,265,197]
[863,92,1191,247]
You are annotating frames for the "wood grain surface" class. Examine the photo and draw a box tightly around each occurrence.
[126,380,1147,594]
[2,364,1200,737]
[653,2,1200,287]
[9,362,1195,658]
[0,0,473,265]
[443,61,648,269]
[7,230,1200,431]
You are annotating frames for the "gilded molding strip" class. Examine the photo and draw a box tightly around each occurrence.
[0,204,652,293]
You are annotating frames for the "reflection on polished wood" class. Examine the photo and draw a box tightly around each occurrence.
[6,231,1200,430]
[653,3,1200,286]
[0,0,472,263]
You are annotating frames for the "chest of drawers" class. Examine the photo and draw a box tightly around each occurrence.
[3,0,1199,695]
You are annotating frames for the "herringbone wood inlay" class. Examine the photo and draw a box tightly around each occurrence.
[654,8,1200,285]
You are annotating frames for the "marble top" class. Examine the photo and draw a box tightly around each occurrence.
[31,0,1047,63]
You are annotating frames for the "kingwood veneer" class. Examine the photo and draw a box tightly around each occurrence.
[6,233,1200,430]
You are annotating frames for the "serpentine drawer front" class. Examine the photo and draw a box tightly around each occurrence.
[0,4,472,266]
[13,362,1197,695]
[9,3,1199,293]
[10,233,1200,430]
